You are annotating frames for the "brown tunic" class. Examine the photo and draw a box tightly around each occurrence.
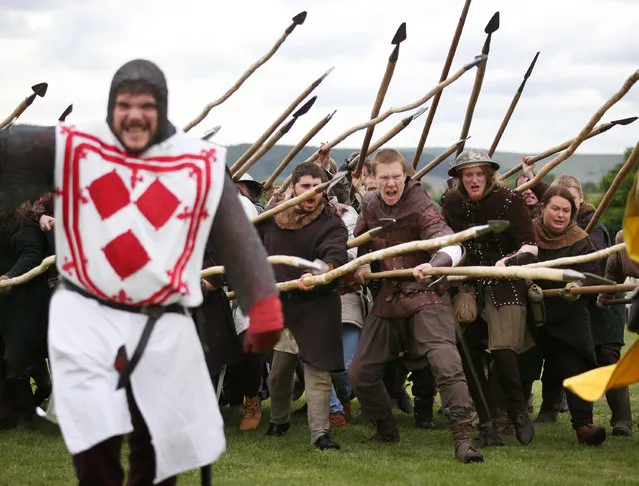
[355,179,454,318]
[257,204,348,371]
[441,185,536,307]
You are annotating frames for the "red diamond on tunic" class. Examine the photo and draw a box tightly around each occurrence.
[102,230,151,280]
[88,170,130,220]
[135,179,180,230]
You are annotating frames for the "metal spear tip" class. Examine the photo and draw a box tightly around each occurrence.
[324,170,349,191]
[280,117,297,134]
[563,269,586,281]
[58,104,73,122]
[379,217,397,229]
[456,136,472,146]
[524,52,540,79]
[611,116,638,126]
[389,44,400,63]
[391,22,407,44]
[402,106,428,126]
[25,92,37,106]
[202,125,222,141]
[310,258,330,275]
[312,67,335,88]
[31,82,48,97]
[326,109,337,120]
[582,272,617,286]
[485,11,500,34]
[464,55,487,70]
[286,11,307,33]
[293,96,317,118]
[486,219,510,234]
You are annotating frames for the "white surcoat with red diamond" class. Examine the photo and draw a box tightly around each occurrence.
[53,121,225,307]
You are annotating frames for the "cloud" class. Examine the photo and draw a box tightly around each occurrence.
[0,0,636,157]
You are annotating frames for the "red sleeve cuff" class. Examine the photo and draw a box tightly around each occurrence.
[247,294,284,334]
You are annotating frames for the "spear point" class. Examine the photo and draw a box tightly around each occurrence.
[58,104,73,122]
[392,22,407,44]
[280,117,297,134]
[486,219,510,234]
[402,106,428,127]
[202,125,222,141]
[485,12,500,34]
[25,93,37,107]
[292,95,317,118]
[518,51,540,92]
[464,55,487,71]
[611,116,638,126]
[286,11,307,33]
[312,66,335,88]
[32,82,48,97]
[563,269,586,281]
[327,109,337,121]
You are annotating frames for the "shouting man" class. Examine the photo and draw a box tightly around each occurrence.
[349,148,483,464]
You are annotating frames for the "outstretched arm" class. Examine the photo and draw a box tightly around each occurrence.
[0,125,55,212]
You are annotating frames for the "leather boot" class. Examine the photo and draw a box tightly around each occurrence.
[449,409,484,463]
[576,425,606,446]
[394,389,414,415]
[239,396,262,431]
[366,416,400,443]
[474,420,505,448]
[511,408,534,445]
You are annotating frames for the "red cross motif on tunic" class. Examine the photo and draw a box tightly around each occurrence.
[60,130,215,304]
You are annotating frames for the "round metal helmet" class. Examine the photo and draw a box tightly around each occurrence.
[236,172,264,197]
[448,149,500,177]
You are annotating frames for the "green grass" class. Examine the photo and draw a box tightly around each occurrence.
[3,334,639,485]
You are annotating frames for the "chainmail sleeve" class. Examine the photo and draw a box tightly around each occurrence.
[0,125,55,212]
[208,172,277,313]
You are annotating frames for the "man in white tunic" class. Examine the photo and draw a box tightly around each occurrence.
[0,59,283,485]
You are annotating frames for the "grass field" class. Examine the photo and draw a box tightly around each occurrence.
[2,336,639,486]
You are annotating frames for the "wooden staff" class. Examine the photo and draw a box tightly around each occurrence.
[253,171,349,224]
[262,110,337,191]
[456,12,500,156]
[300,55,486,167]
[232,98,316,180]
[275,220,510,292]
[604,298,633,306]
[366,265,585,283]
[499,116,638,181]
[58,104,73,122]
[525,243,626,268]
[585,139,639,233]
[202,126,221,141]
[517,69,639,193]
[411,0,472,169]
[347,106,428,171]
[488,51,540,157]
[0,255,55,289]
[542,283,636,298]
[201,255,326,278]
[347,218,397,249]
[353,22,407,179]
[0,82,48,130]
[413,137,469,181]
[183,11,307,132]
[228,71,330,174]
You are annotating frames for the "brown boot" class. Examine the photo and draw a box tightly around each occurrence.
[366,416,400,443]
[576,424,606,446]
[449,408,484,463]
[329,412,347,429]
[239,396,262,431]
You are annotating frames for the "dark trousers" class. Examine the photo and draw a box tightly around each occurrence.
[541,337,594,429]
[350,305,472,421]
[596,342,632,429]
[72,387,177,486]
[225,333,265,406]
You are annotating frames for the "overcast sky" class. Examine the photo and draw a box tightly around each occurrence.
[1,0,637,157]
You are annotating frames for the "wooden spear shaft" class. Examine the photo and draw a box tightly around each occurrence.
[300,55,486,167]
[498,117,637,181]
[366,265,584,283]
[585,139,639,233]
[183,11,307,132]
[412,138,467,180]
[201,255,323,278]
[411,0,472,169]
[542,283,636,297]
[517,70,639,193]
[263,111,336,191]
[524,243,626,268]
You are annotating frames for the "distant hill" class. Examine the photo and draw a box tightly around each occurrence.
[226,144,624,193]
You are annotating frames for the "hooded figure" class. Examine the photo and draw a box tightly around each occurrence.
[0,59,283,484]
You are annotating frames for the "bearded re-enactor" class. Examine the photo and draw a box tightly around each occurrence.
[0,59,283,485]
[349,149,483,464]
[257,162,348,450]
[441,149,536,446]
